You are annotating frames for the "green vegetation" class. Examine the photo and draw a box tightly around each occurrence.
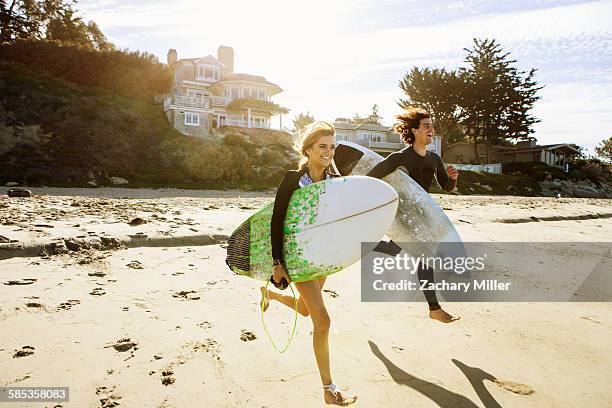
[0,62,297,188]
[0,39,170,102]
[430,170,541,196]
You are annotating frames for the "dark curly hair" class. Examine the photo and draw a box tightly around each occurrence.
[394,107,431,145]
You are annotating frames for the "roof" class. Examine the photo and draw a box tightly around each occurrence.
[178,55,225,67]
[494,143,581,155]
[333,122,392,132]
[445,141,512,151]
[211,73,282,95]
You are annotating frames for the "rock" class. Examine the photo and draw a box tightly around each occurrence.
[8,188,32,197]
[5,182,19,187]
[87,181,98,187]
[572,187,604,198]
[128,217,147,226]
[43,241,68,255]
[481,184,493,191]
[109,177,128,185]
[100,237,124,250]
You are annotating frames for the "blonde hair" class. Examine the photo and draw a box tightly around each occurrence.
[295,121,336,171]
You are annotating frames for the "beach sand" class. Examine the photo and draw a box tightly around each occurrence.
[1,187,611,407]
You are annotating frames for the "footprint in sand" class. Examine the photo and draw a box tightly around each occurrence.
[57,300,80,310]
[90,287,106,296]
[25,302,45,309]
[492,379,535,395]
[13,345,35,358]
[240,330,257,342]
[96,385,122,407]
[88,271,107,277]
[105,338,137,352]
[126,261,144,269]
[4,278,37,286]
[161,370,175,386]
[172,290,200,300]
[197,321,212,329]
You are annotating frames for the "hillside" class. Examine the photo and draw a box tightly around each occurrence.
[0,62,298,189]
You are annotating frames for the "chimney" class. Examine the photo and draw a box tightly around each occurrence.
[167,49,177,67]
[217,45,234,78]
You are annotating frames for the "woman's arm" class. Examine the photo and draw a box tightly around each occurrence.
[270,171,299,266]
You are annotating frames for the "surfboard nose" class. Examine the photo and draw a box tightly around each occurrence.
[331,175,399,207]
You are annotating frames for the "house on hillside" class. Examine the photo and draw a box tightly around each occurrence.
[492,140,580,168]
[443,142,501,164]
[444,140,580,169]
[333,120,442,156]
[163,46,285,138]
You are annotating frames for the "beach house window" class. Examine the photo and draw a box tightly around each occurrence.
[185,112,199,126]
[371,134,382,142]
[455,155,463,163]
[197,64,219,81]
[257,89,267,100]
[230,87,240,101]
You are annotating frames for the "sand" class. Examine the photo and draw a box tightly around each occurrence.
[1,187,611,407]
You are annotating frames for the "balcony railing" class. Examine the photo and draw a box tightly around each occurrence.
[367,141,405,150]
[226,120,270,129]
[175,95,210,109]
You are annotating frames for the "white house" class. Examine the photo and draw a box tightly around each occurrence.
[163,46,285,138]
[333,120,442,156]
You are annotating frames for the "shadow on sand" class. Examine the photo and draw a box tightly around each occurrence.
[369,340,513,408]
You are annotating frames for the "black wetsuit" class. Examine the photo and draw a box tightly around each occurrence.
[271,168,337,273]
[367,146,457,310]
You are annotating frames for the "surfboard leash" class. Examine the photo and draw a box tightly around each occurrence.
[261,280,298,353]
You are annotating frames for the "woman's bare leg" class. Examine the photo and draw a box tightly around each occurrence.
[260,277,326,316]
[295,279,356,406]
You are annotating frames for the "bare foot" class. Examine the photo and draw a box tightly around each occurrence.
[324,384,357,406]
[429,308,460,323]
[259,287,269,312]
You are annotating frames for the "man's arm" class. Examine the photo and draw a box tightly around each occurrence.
[434,156,458,192]
[366,151,404,179]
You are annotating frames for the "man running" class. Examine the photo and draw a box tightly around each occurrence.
[367,106,459,323]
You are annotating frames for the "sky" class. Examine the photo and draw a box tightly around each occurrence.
[76,0,612,155]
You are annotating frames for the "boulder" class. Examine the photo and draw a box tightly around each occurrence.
[8,188,32,197]
[572,187,604,198]
[109,177,129,185]
[5,182,19,187]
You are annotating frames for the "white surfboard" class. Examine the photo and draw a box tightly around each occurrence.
[227,175,399,281]
[332,142,462,254]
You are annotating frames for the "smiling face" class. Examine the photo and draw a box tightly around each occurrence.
[306,134,336,169]
[411,117,435,146]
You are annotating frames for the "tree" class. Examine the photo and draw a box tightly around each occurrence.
[595,137,612,163]
[46,7,90,47]
[398,67,465,151]
[86,20,114,51]
[292,112,315,131]
[459,38,542,163]
[0,0,115,50]
[568,143,587,159]
[367,104,383,125]
[343,104,385,126]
